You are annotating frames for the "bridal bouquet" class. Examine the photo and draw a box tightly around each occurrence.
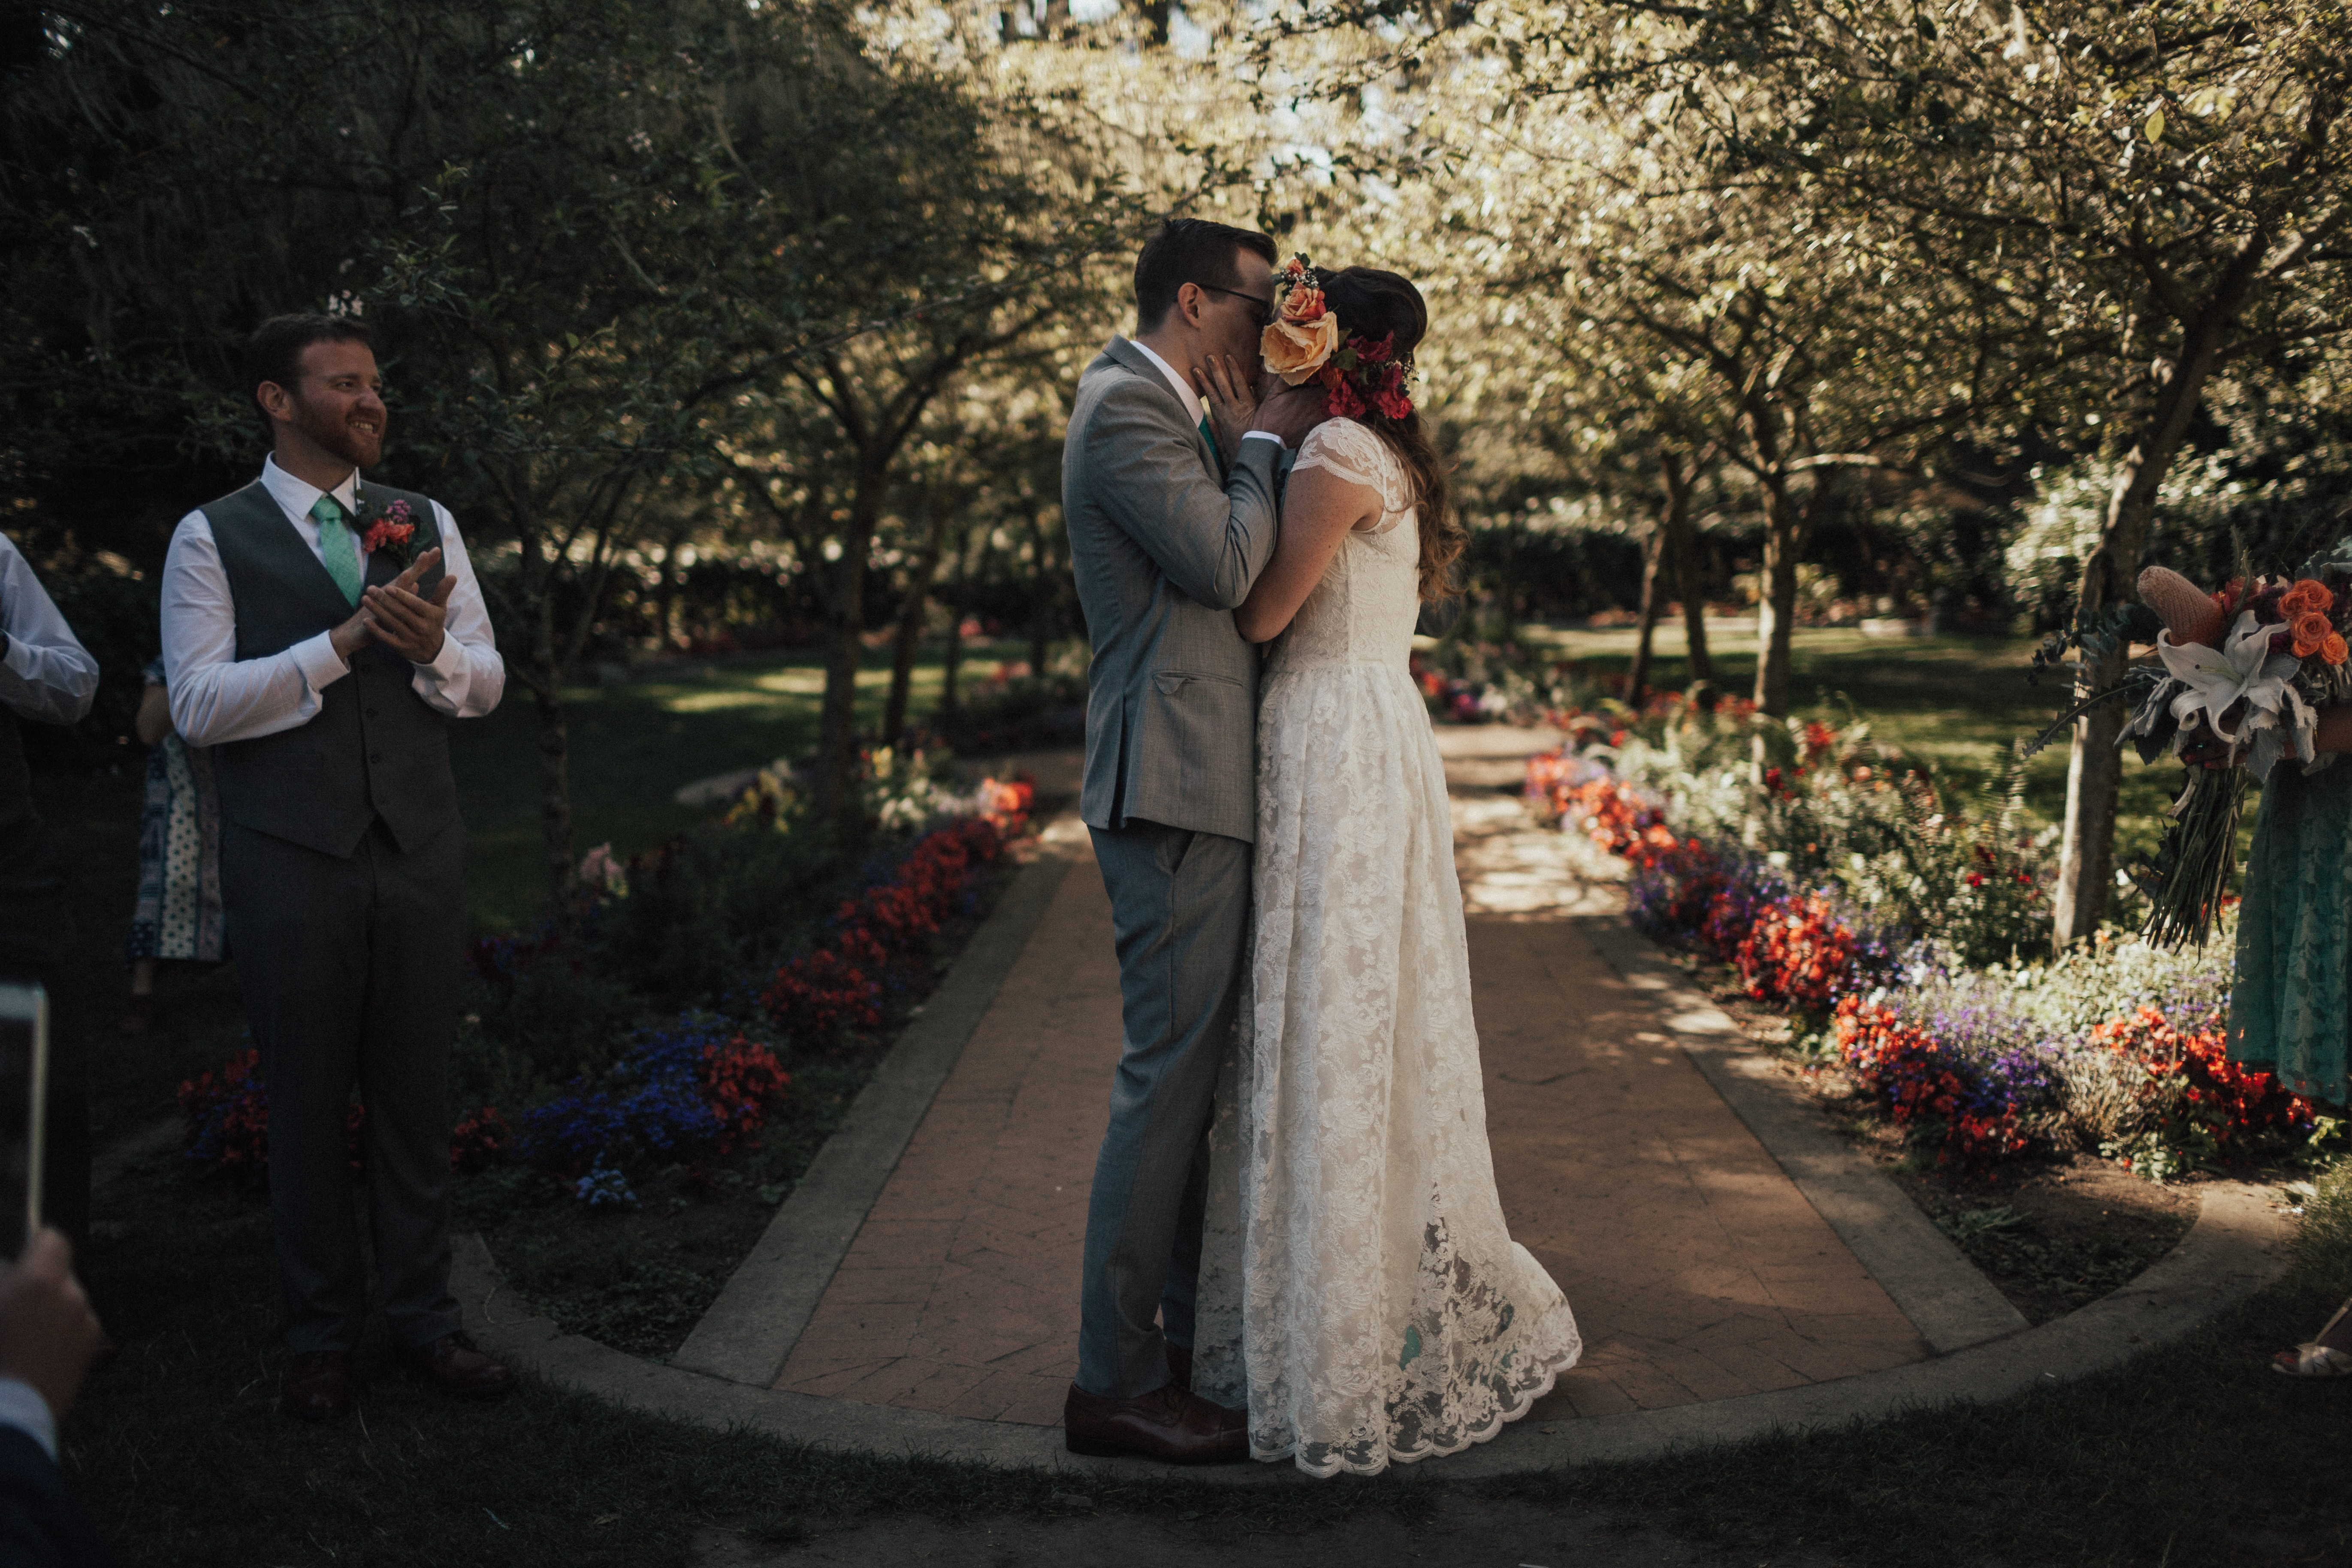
[2032,548,2352,947]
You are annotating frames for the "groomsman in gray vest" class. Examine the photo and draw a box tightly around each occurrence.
[161,314,513,1420]
[1060,219,1326,1462]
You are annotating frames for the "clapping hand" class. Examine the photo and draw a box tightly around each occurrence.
[330,547,454,665]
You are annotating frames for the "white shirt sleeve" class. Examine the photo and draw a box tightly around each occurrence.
[0,535,100,729]
[0,1376,56,1463]
[162,492,504,746]
[161,510,350,748]
[409,502,503,719]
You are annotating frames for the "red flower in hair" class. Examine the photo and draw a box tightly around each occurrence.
[1319,364,1366,419]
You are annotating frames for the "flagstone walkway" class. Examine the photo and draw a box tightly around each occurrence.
[771,750,1932,1425]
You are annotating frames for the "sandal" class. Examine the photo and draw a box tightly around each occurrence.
[2274,1343,2352,1378]
[2273,1299,2352,1378]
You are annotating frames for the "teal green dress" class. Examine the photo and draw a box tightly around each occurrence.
[2229,759,2352,1103]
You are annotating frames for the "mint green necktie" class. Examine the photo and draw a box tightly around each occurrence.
[311,495,363,607]
[1198,413,1222,471]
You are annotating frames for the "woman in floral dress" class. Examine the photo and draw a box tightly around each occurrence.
[123,656,226,1030]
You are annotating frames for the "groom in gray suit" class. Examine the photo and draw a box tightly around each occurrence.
[1060,219,1326,1462]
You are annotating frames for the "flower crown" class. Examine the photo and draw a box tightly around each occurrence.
[1258,255,1414,422]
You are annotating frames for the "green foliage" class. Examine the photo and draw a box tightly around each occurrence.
[501,1230,720,1356]
[26,566,157,752]
[471,953,646,1086]
[595,817,852,1011]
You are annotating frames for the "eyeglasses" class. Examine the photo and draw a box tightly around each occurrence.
[1198,284,1277,325]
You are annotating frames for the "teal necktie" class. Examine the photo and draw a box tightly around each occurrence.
[1198,412,1222,471]
[311,495,363,607]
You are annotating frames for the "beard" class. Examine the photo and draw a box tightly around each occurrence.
[287,391,383,470]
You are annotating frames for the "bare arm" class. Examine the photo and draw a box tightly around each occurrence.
[1233,465,1384,644]
[134,681,172,746]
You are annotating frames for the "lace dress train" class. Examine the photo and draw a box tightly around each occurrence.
[1237,418,1580,1477]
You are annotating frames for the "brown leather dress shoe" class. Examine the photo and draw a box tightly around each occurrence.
[279,1350,357,1421]
[394,1331,517,1400]
[1166,1342,1193,1392]
[1064,1380,1246,1463]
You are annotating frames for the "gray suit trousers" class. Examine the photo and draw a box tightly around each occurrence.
[223,817,466,1354]
[1078,820,1250,1399]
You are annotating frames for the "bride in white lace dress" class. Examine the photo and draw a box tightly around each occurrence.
[1226,266,1580,1477]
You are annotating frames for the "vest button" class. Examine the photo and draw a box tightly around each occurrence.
[370,752,383,764]
[366,707,379,719]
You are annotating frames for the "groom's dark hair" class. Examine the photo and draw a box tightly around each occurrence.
[1133,218,1277,333]
[245,313,375,421]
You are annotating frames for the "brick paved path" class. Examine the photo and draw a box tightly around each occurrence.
[774,782,1929,1426]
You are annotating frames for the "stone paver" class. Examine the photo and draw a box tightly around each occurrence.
[778,784,1929,1426]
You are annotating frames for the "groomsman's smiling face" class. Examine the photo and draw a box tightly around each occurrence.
[259,339,388,475]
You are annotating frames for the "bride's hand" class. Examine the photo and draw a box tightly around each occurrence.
[1192,353,1259,461]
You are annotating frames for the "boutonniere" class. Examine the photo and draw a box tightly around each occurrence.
[351,493,419,565]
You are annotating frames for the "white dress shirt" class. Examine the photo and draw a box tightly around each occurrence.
[0,1376,54,1462]
[1128,339,1287,452]
[162,456,504,747]
[0,535,99,729]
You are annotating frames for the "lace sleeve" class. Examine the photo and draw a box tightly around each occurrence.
[1292,419,1410,519]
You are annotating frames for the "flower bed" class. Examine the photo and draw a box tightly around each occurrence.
[177,754,1036,1204]
[1529,703,2334,1179]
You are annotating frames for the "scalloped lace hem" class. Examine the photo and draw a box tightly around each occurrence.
[1249,1351,1578,1478]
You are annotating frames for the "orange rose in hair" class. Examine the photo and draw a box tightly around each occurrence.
[1262,311,1341,385]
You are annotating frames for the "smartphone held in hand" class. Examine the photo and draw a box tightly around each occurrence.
[0,984,46,1262]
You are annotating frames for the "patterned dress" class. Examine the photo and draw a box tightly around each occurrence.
[2228,758,2352,1102]
[1231,418,1580,1476]
[127,659,226,964]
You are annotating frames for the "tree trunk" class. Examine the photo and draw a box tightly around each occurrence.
[2050,269,2259,946]
[883,507,950,746]
[2048,410,2210,943]
[1024,505,1055,677]
[1753,476,1801,716]
[653,524,688,650]
[531,675,576,921]
[812,471,885,820]
[938,524,980,733]
[1661,450,1712,684]
[1627,516,1667,706]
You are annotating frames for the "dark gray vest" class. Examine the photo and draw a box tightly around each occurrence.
[201,480,461,859]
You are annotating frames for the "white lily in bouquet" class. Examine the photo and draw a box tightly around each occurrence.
[2031,553,2352,949]
[2155,609,2320,782]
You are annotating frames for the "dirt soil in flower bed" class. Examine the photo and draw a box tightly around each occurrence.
[463,842,1041,1360]
[1666,951,2205,1327]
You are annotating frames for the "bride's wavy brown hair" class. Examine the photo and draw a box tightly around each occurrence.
[1318,266,1461,601]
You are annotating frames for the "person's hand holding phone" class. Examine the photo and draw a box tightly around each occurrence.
[0,1230,106,1421]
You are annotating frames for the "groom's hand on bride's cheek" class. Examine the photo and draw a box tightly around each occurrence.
[1193,353,1259,455]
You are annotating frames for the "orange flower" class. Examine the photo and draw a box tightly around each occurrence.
[2282,578,2337,617]
[2293,611,2334,656]
[2326,632,2349,666]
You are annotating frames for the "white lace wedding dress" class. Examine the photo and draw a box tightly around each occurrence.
[1229,417,1582,1476]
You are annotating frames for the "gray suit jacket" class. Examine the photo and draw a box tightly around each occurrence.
[1065,338,1283,843]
